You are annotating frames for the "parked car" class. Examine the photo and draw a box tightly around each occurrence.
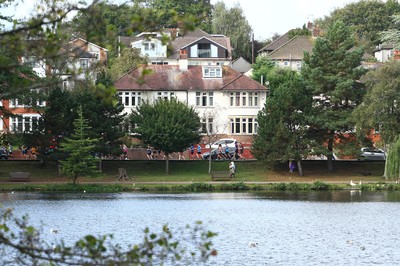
[202,147,236,160]
[360,147,386,161]
[0,149,8,160]
[205,138,237,149]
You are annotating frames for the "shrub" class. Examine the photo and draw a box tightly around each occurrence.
[311,181,330,190]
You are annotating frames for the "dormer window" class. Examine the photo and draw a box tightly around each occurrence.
[143,42,155,51]
[203,66,222,78]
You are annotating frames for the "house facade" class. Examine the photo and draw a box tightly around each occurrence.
[117,29,263,142]
[119,29,232,67]
[114,62,268,143]
[0,38,108,133]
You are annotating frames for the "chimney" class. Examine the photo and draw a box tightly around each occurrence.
[170,28,177,40]
[307,21,313,30]
[179,49,188,71]
[312,25,320,37]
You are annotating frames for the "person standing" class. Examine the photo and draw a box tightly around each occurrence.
[7,143,13,159]
[190,144,195,159]
[197,144,202,159]
[289,160,296,172]
[238,143,245,160]
[146,145,153,160]
[229,161,236,178]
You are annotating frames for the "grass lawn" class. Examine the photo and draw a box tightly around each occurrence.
[0,159,387,185]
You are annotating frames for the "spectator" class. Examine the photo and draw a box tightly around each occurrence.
[147,145,153,160]
[229,161,236,178]
[196,144,202,159]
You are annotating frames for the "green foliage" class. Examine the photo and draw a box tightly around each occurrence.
[386,137,400,179]
[108,48,147,81]
[253,68,312,167]
[60,106,100,184]
[178,182,214,192]
[311,181,330,191]
[302,20,366,171]
[251,56,276,86]
[148,0,212,33]
[288,24,311,39]
[317,0,400,50]
[0,208,217,265]
[130,98,200,174]
[212,2,252,61]
[354,60,400,145]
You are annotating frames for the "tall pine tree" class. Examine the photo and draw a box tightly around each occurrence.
[302,20,365,172]
[60,106,99,184]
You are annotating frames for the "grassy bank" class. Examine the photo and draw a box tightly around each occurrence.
[0,159,393,192]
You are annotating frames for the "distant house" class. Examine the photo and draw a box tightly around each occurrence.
[114,61,268,142]
[266,35,314,71]
[119,29,232,66]
[258,32,290,56]
[374,43,397,62]
[230,57,252,76]
[0,38,108,133]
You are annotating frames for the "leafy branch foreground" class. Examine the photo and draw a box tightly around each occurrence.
[0,208,217,265]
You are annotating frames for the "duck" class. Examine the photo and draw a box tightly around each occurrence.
[350,180,356,186]
[50,228,60,234]
[248,242,258,247]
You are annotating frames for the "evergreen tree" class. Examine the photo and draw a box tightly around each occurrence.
[130,98,200,174]
[60,106,99,184]
[253,69,312,176]
[302,20,365,172]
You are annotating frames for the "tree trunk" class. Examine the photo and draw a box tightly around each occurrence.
[165,153,170,175]
[297,160,303,176]
[98,160,102,172]
[327,137,334,172]
[208,139,212,174]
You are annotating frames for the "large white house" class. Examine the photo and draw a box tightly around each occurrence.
[114,63,268,142]
[116,29,264,142]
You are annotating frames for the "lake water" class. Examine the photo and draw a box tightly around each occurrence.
[1,191,400,265]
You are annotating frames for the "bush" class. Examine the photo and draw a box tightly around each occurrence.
[311,181,330,190]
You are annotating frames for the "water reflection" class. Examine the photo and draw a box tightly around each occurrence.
[1,191,400,265]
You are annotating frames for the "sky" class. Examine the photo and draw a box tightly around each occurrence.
[2,0,360,40]
[210,0,359,40]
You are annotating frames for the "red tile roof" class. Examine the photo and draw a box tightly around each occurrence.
[114,65,267,92]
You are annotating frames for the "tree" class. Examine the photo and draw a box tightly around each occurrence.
[0,208,217,265]
[130,98,200,174]
[380,14,400,48]
[302,20,365,172]
[60,106,100,184]
[353,60,400,178]
[288,24,311,39]
[147,0,212,32]
[253,69,312,176]
[251,56,275,86]
[317,0,400,51]
[108,48,147,81]
[212,2,252,61]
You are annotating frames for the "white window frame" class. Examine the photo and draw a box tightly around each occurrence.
[200,117,213,134]
[196,92,214,107]
[80,58,89,69]
[230,92,258,107]
[10,114,43,133]
[229,116,258,135]
[156,91,175,101]
[203,66,222,78]
[118,91,141,107]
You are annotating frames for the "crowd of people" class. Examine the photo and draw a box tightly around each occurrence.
[1,143,37,159]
